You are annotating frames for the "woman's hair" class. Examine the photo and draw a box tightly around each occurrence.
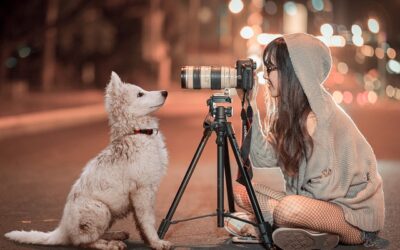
[263,37,314,176]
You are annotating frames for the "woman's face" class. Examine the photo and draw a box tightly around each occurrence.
[263,57,280,97]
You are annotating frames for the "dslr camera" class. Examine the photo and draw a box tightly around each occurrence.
[181,59,256,91]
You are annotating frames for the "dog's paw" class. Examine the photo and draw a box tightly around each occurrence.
[102,231,130,241]
[150,239,172,250]
[108,240,127,250]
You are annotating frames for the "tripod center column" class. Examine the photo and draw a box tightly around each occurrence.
[215,106,227,227]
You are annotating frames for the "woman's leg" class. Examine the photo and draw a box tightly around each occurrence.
[273,195,364,245]
[233,184,285,222]
[231,184,284,237]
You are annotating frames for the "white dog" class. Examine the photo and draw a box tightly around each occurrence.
[5,72,172,250]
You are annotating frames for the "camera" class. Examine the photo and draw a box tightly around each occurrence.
[181,59,256,91]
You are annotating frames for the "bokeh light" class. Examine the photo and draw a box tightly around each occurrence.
[386,85,395,97]
[284,2,298,16]
[320,23,333,37]
[311,0,324,11]
[264,1,278,15]
[387,60,400,74]
[332,91,343,104]
[367,18,380,33]
[18,47,31,58]
[386,48,396,59]
[240,26,254,39]
[352,36,364,47]
[343,91,353,104]
[331,36,346,47]
[228,0,244,14]
[361,45,374,57]
[351,24,362,36]
[368,91,378,104]
[337,62,349,74]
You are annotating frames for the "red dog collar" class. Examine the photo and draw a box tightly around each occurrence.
[132,129,158,135]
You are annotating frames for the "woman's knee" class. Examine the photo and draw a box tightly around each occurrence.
[273,195,309,226]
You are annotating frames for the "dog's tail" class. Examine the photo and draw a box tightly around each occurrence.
[4,227,67,245]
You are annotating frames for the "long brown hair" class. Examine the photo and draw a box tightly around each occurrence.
[263,37,314,176]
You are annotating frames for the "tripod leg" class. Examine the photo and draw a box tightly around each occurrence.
[158,128,213,239]
[216,125,225,227]
[223,137,235,213]
[225,123,274,249]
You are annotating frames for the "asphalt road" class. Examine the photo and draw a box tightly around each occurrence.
[0,112,399,249]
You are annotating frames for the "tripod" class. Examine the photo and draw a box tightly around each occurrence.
[157,94,274,249]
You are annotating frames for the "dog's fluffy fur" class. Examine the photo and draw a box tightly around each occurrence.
[5,72,171,250]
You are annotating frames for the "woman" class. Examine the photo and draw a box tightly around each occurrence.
[227,33,385,249]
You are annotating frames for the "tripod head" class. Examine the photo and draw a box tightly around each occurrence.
[206,90,233,118]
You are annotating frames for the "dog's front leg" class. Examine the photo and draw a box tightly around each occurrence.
[131,187,172,250]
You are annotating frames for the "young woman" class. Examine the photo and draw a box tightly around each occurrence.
[228,33,385,249]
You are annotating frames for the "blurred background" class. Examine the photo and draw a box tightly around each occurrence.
[1,0,399,94]
[0,0,399,157]
[1,1,400,249]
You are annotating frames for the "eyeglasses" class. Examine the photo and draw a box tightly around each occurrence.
[265,64,278,75]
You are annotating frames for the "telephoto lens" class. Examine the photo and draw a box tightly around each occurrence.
[181,66,238,90]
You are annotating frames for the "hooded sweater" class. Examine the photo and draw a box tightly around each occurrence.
[250,33,385,232]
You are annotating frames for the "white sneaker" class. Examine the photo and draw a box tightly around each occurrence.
[272,227,339,250]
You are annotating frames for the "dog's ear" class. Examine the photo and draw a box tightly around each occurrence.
[111,71,122,85]
[105,72,124,114]
[107,71,123,94]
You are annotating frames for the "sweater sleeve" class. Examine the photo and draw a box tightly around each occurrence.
[250,111,279,168]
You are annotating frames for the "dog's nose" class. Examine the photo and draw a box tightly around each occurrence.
[161,91,168,98]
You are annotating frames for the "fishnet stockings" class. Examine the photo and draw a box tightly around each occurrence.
[233,184,364,245]
[233,184,285,224]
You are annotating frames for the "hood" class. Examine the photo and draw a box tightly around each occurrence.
[283,33,334,123]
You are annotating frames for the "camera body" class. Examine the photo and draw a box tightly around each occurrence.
[181,58,256,91]
[235,59,257,91]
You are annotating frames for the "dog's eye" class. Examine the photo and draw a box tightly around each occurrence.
[137,92,144,98]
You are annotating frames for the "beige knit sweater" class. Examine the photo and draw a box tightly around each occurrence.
[250,33,385,232]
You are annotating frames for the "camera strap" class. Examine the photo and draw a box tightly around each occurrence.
[237,93,254,185]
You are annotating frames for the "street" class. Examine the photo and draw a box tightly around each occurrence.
[0,97,399,249]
